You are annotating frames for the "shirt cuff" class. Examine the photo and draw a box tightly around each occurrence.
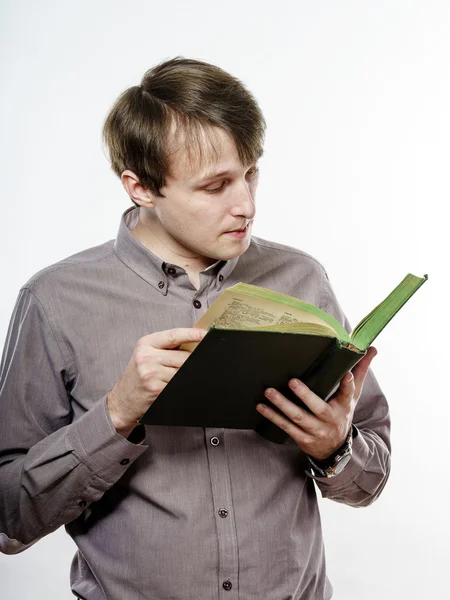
[68,395,148,483]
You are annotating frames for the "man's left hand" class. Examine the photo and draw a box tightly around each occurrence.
[256,346,378,460]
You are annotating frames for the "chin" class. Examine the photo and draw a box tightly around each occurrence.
[215,238,251,261]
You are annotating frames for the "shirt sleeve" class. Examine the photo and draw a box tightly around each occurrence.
[311,267,391,507]
[0,288,148,554]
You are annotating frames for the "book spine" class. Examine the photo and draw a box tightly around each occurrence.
[304,341,366,401]
[255,341,365,444]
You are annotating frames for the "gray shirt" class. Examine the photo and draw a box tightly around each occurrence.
[0,206,391,600]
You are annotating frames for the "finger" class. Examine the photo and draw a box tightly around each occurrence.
[140,366,170,396]
[352,346,377,399]
[143,364,183,393]
[284,379,333,422]
[256,402,315,447]
[263,387,323,433]
[328,370,356,409]
[136,348,192,369]
[160,349,193,368]
[148,327,208,350]
[158,365,179,383]
[145,379,168,402]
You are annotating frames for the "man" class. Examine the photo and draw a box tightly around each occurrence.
[0,57,390,599]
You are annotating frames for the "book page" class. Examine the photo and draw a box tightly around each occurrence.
[181,290,338,351]
[201,293,331,329]
[214,299,290,328]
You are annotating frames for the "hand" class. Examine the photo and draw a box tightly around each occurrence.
[107,327,207,437]
[256,346,378,460]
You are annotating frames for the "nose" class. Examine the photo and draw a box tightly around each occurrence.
[230,179,256,220]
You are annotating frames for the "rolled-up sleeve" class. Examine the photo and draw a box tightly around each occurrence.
[0,288,147,554]
[312,267,391,507]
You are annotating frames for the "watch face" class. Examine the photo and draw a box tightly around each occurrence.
[333,451,352,475]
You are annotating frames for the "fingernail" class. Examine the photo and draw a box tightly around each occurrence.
[345,372,353,382]
[289,379,300,389]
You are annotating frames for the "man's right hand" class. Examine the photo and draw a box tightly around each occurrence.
[107,327,207,437]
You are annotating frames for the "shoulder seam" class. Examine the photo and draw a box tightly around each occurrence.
[23,248,115,288]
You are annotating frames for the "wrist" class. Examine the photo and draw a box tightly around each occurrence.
[107,391,137,438]
[307,425,355,478]
[313,425,353,465]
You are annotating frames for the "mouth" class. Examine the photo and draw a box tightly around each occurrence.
[224,224,249,238]
[226,223,249,234]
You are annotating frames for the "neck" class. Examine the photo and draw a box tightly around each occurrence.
[131,210,215,277]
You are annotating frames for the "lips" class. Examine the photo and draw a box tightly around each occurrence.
[227,224,248,233]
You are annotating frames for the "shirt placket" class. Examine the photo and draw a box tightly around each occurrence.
[192,280,239,598]
[205,429,239,599]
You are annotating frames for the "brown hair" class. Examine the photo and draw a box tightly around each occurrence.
[102,56,266,207]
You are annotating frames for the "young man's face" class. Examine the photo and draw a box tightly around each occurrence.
[126,125,260,268]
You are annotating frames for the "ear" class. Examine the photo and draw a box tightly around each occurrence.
[121,170,155,208]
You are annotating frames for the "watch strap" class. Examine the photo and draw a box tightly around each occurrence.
[307,424,354,478]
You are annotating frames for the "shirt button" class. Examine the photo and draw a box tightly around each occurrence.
[222,580,232,591]
[219,275,224,282]
[78,500,87,508]
[158,281,165,289]
[120,458,130,466]
[167,267,176,275]
[210,436,220,446]
[193,300,202,309]
[218,508,228,518]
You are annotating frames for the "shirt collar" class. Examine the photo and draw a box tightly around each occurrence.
[113,206,240,295]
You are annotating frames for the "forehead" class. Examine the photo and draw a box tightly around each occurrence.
[166,121,240,183]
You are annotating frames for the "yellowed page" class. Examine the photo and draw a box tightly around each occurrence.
[181,289,337,351]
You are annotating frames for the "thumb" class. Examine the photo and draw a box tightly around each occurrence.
[353,346,377,400]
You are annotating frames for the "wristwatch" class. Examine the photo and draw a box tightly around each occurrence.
[307,425,356,478]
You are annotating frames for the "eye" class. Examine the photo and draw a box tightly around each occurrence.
[203,166,259,194]
[246,166,259,177]
[204,181,227,194]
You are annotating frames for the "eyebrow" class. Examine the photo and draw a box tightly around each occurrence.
[194,169,233,184]
[193,163,259,185]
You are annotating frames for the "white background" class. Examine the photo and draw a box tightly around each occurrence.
[0,1,448,598]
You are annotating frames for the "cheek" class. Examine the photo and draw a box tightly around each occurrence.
[167,212,216,240]
[190,204,227,227]
[161,197,227,238]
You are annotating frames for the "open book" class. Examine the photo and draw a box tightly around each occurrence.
[181,273,428,353]
[140,273,428,443]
